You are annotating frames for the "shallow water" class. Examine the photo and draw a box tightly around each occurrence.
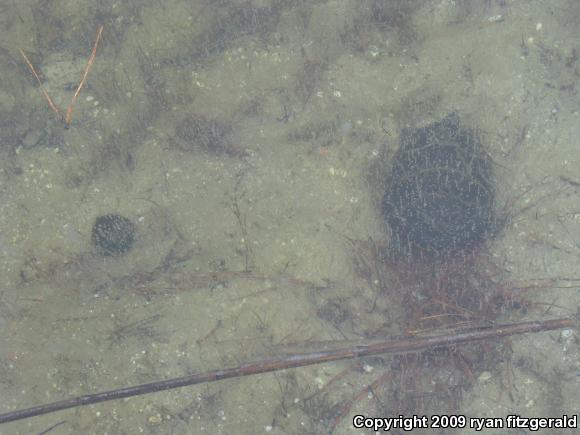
[0,1,579,434]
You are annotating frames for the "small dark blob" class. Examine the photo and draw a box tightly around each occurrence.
[91,214,136,256]
[382,113,495,257]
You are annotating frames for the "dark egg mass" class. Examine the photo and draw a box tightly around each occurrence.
[91,214,136,256]
[382,113,495,258]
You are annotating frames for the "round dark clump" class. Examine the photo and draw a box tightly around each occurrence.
[382,113,495,257]
[91,214,136,256]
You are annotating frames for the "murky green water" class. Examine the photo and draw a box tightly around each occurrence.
[1,1,578,434]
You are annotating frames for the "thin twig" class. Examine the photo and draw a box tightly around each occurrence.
[37,420,66,435]
[64,25,103,125]
[18,49,62,118]
[0,316,575,425]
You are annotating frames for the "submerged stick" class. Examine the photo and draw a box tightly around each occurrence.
[0,316,575,425]
[18,49,62,118]
[64,25,103,126]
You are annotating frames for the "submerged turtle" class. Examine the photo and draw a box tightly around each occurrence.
[382,113,496,258]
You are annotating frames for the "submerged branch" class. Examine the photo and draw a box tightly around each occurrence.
[0,316,575,425]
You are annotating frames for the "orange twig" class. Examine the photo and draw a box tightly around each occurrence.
[19,25,103,128]
[18,48,62,117]
[65,25,103,125]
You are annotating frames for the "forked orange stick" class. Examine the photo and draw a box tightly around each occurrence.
[19,25,103,128]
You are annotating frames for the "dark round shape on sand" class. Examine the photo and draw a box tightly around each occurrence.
[382,113,495,257]
[91,214,136,256]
